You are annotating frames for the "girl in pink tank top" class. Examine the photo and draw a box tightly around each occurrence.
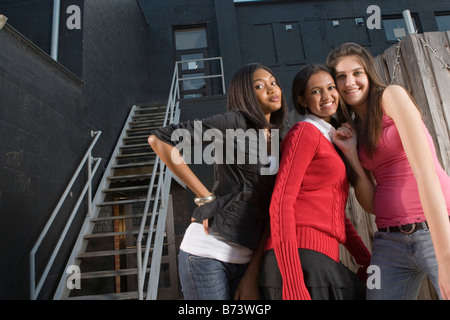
[358,113,450,229]
[326,43,450,300]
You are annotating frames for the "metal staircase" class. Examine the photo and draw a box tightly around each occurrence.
[30,57,224,300]
[52,103,181,300]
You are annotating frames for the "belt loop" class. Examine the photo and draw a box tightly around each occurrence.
[422,221,429,231]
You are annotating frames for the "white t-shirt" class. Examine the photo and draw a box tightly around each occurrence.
[181,155,278,264]
[180,223,253,264]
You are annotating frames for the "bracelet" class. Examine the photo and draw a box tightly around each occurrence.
[194,194,216,206]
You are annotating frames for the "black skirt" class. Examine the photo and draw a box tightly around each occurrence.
[259,249,366,300]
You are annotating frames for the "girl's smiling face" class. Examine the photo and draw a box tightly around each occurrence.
[299,70,339,123]
[334,56,370,110]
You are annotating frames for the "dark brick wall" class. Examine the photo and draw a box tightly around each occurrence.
[0,0,84,77]
[0,0,54,54]
[81,0,153,161]
[0,25,84,300]
[137,0,221,105]
[0,0,152,299]
[58,0,84,77]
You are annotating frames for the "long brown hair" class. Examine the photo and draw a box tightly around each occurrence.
[227,63,288,130]
[326,43,387,157]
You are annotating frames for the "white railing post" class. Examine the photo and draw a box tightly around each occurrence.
[87,157,93,217]
[220,57,226,94]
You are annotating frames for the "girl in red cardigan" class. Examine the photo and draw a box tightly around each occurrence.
[260,65,371,300]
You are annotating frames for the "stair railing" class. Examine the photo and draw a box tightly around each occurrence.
[30,130,102,300]
[137,56,226,300]
[136,61,181,300]
[176,56,226,97]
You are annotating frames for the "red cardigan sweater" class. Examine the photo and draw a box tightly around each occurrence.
[264,122,371,300]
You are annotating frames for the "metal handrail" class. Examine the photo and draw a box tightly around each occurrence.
[136,57,225,299]
[136,61,180,300]
[30,130,102,300]
[176,56,226,96]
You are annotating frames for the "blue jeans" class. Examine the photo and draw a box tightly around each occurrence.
[367,229,441,300]
[178,250,249,300]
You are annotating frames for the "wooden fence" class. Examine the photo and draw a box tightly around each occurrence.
[341,31,450,300]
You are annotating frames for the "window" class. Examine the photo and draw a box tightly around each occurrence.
[435,12,450,31]
[175,28,207,50]
[382,14,420,41]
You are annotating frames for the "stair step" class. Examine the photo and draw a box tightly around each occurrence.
[123,135,153,142]
[124,137,153,143]
[132,117,164,124]
[136,104,165,109]
[70,254,170,281]
[130,118,165,126]
[123,136,151,142]
[115,160,153,167]
[90,212,151,222]
[78,248,145,259]
[112,160,155,169]
[136,105,167,112]
[97,198,148,206]
[80,268,144,279]
[107,173,153,181]
[132,113,165,120]
[126,133,156,139]
[84,228,150,239]
[102,185,152,193]
[129,122,161,129]
[123,136,151,143]
[77,243,168,259]
[67,291,141,300]
[126,133,155,139]
[131,113,164,120]
[127,126,159,132]
[119,146,151,153]
[120,151,153,158]
[120,143,151,150]
[116,157,153,163]
[134,109,164,114]
[116,152,154,159]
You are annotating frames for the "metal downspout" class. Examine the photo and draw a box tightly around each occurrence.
[402,10,417,35]
[51,0,61,61]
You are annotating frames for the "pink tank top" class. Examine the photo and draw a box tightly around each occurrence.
[359,113,450,228]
